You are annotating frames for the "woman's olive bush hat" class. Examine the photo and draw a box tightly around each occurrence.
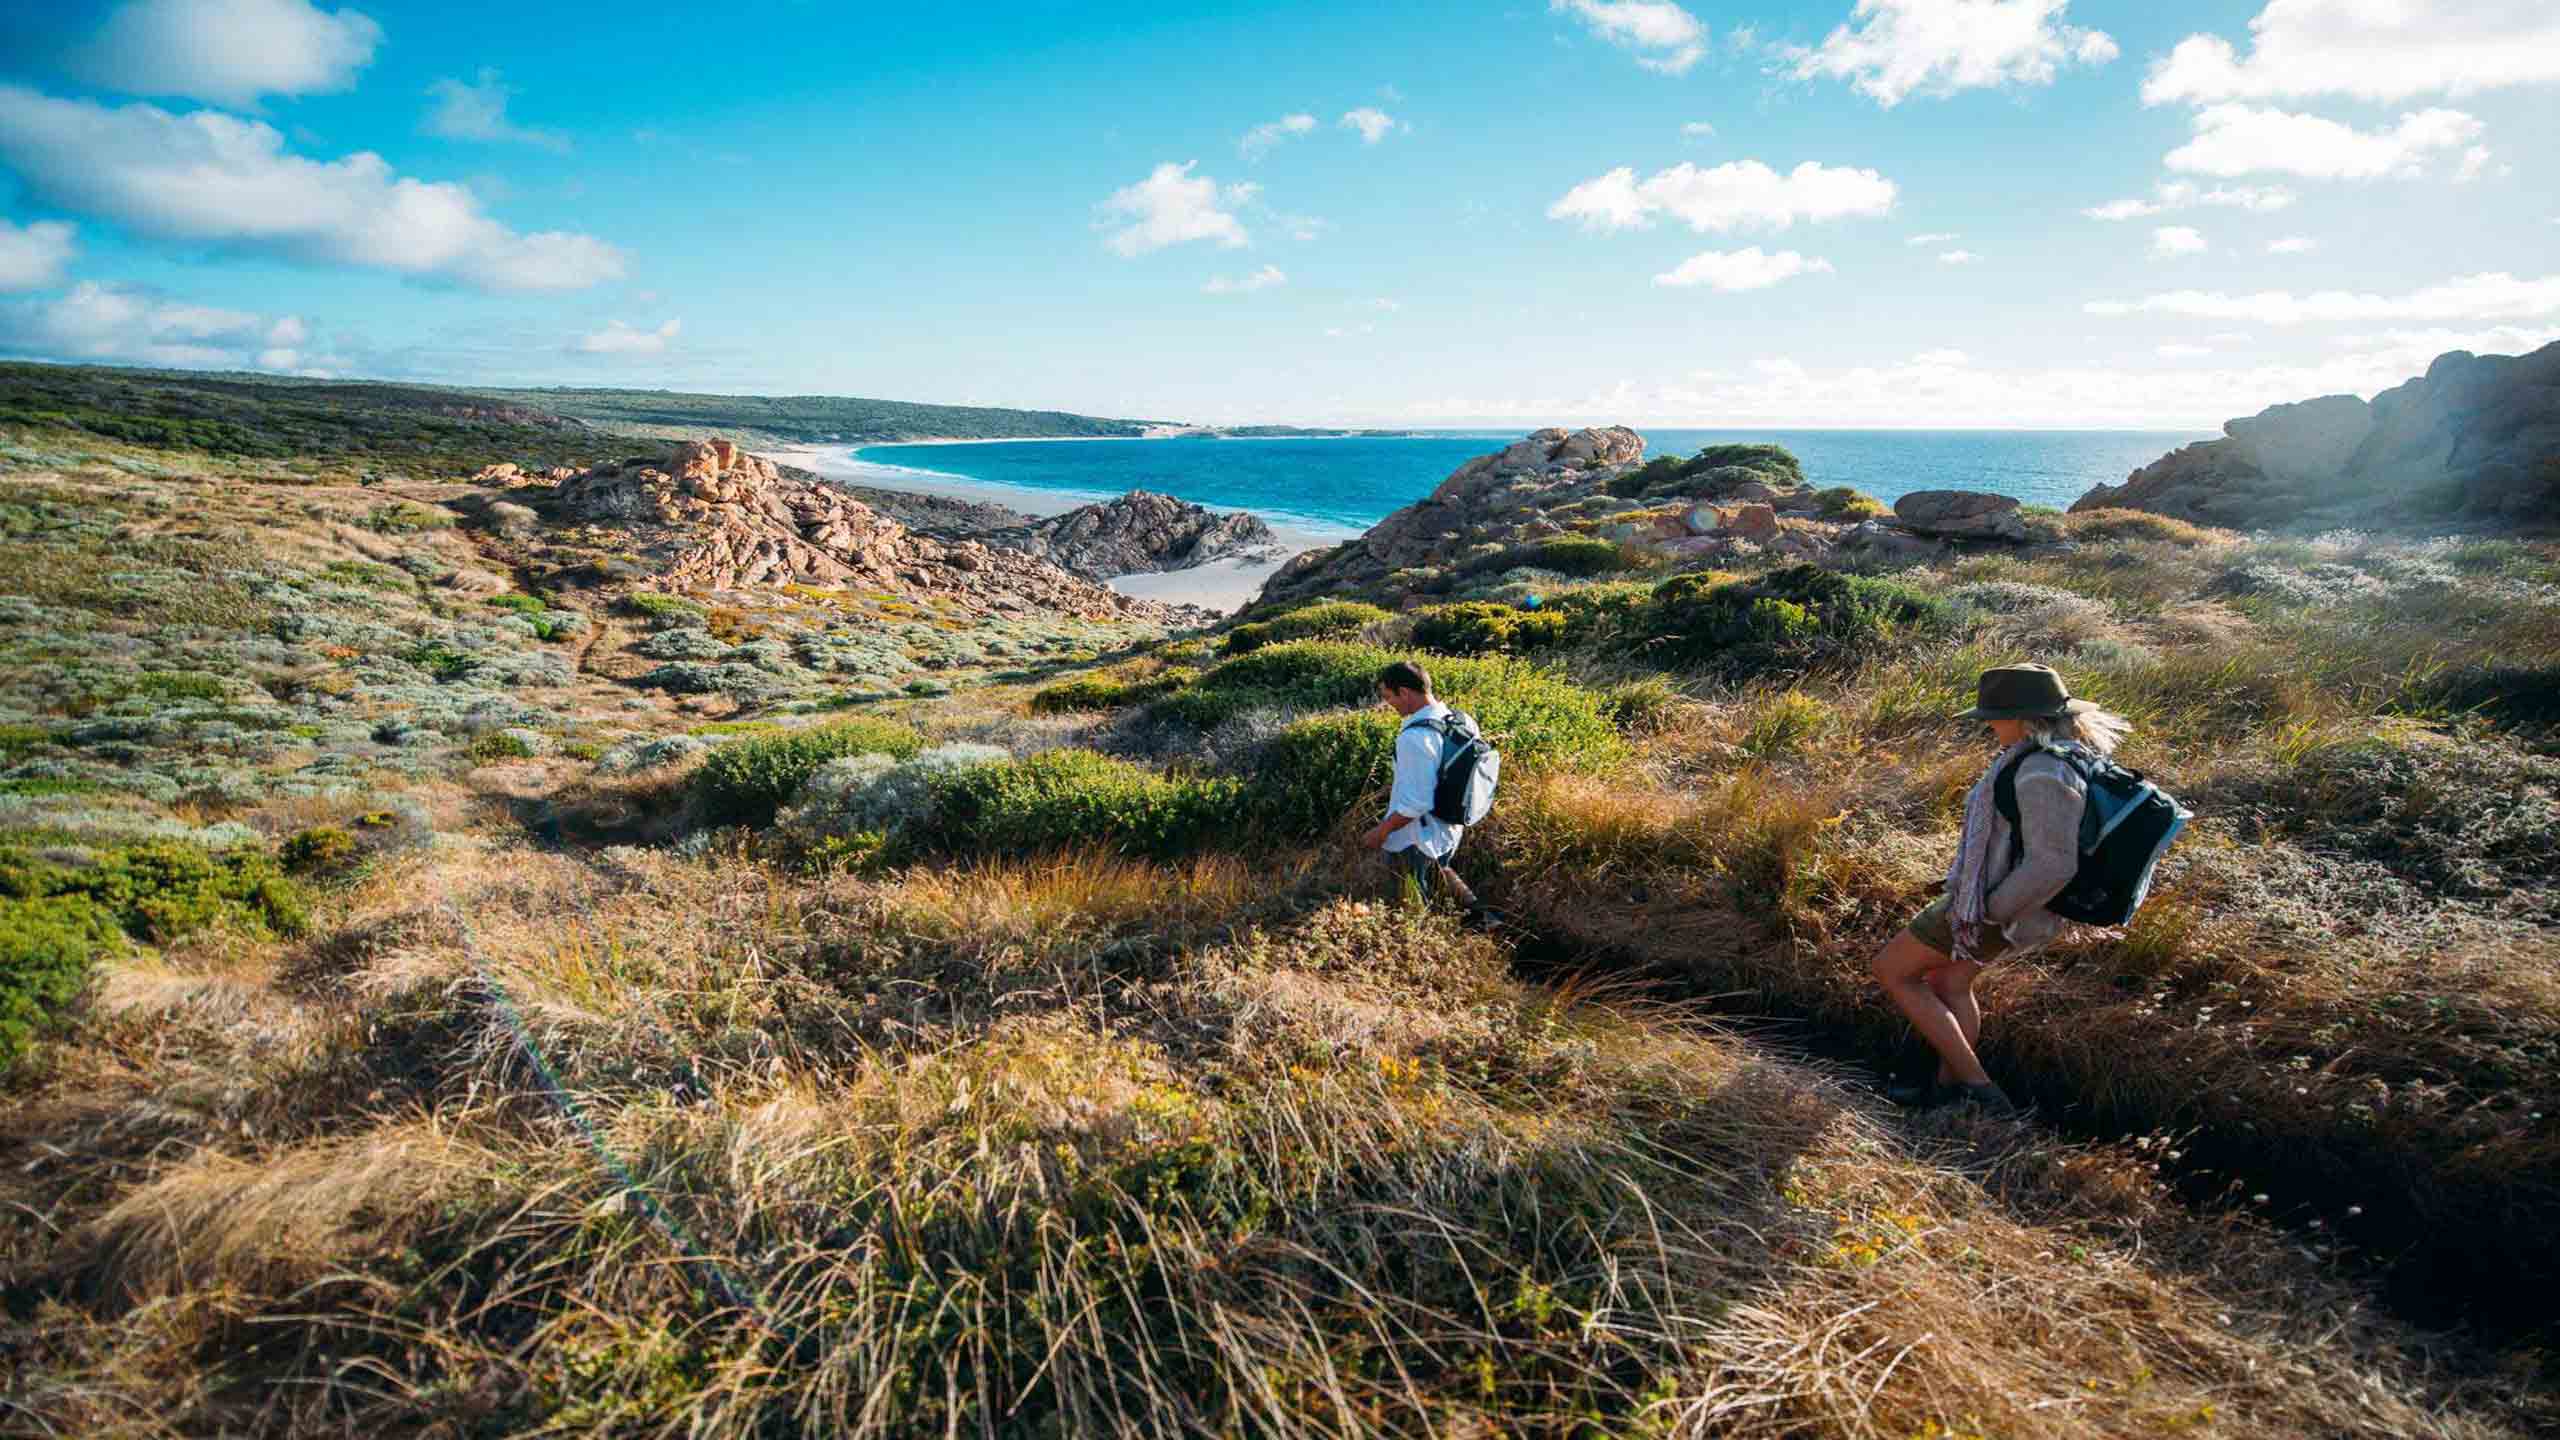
[1955,663,2099,722]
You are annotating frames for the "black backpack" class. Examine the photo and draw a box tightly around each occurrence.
[1402,710,1501,826]
[1993,743,2191,927]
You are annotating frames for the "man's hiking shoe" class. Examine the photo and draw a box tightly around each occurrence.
[1460,903,1511,935]
[1884,1078,1952,1109]
[1949,1082,2021,1117]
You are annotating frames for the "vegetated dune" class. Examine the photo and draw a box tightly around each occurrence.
[4,393,2559,1436]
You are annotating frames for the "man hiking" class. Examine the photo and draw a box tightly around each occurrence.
[1359,660,1497,929]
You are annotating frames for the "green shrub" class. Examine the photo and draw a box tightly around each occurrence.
[1623,564,1952,679]
[1598,676,1685,735]
[364,502,451,534]
[407,641,479,681]
[689,718,925,826]
[279,826,360,875]
[0,895,117,1075]
[1029,668,1196,714]
[1410,602,1572,657]
[1244,712,1401,838]
[486,593,547,616]
[623,591,710,625]
[1813,485,1887,520]
[1516,536,1624,578]
[1148,642,1626,775]
[916,750,1239,860]
[1683,443,1804,486]
[1220,601,1393,655]
[468,730,539,762]
[0,841,307,944]
[1613,455,1686,498]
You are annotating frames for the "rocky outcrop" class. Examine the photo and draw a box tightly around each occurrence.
[2077,341,2560,529]
[985,490,1283,580]
[1895,489,2027,542]
[539,439,1203,623]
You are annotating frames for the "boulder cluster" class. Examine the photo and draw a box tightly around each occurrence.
[1259,427,2039,606]
[523,440,1200,622]
[2077,341,2560,529]
[986,489,1283,581]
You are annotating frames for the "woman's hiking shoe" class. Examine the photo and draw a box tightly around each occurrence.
[1950,1082,2021,1116]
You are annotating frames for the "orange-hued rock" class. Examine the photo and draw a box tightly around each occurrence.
[542,439,1199,622]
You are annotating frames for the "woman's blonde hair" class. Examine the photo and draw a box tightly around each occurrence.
[2028,705,2131,755]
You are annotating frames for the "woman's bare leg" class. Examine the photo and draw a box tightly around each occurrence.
[1922,961,1985,1084]
[1871,930,1992,1089]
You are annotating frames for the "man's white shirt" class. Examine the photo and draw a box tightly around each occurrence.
[1384,701,1462,860]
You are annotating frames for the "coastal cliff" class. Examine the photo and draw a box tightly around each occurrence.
[2078,340,2560,530]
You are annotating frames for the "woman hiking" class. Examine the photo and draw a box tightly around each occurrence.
[1873,664,2133,1115]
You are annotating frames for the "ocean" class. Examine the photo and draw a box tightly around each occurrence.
[826,429,2211,543]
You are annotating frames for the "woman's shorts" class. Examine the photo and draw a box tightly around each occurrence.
[1908,893,2012,963]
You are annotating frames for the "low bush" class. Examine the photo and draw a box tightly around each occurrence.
[623,591,710,627]
[1624,564,1953,679]
[690,718,925,827]
[1409,602,1570,657]
[1509,535,1624,578]
[1029,668,1196,714]
[1220,601,1392,655]
[1149,642,1627,775]
[0,894,117,1075]
[1814,485,1888,519]
[279,825,360,875]
[1242,712,1401,837]
[1598,676,1686,735]
[467,730,539,762]
[0,841,307,943]
[2060,509,2234,548]
[1683,442,1805,487]
[916,749,1240,860]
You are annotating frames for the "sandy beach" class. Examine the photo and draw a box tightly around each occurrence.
[759,443,1352,613]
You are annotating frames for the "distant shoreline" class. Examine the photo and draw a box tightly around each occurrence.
[757,443,1347,614]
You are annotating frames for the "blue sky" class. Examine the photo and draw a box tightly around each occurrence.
[0,0,2553,427]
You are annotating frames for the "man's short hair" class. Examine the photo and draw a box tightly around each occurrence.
[1377,660,1432,696]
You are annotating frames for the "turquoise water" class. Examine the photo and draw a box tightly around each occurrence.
[848,429,2210,537]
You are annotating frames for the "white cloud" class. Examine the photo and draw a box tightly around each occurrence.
[1653,247,1834,292]
[1100,161,1248,256]
[69,0,381,107]
[1905,231,1957,245]
[2326,324,2560,359]
[2149,226,2207,258]
[2266,235,2316,254]
[1912,347,1967,364]
[1938,248,1980,264]
[576,318,679,355]
[423,68,569,153]
[1339,107,1398,143]
[0,87,624,291]
[1552,1,1708,76]
[2156,343,2213,358]
[1787,0,2117,107]
[1240,112,1317,158]
[1364,297,1401,311]
[2144,1,2560,106]
[2453,145,2496,183]
[2164,104,2483,180]
[2081,180,2295,220]
[1549,160,1897,234]
[2085,272,2560,326]
[0,280,320,371]
[0,220,76,292]
[1682,121,1717,138]
[1202,264,1286,294]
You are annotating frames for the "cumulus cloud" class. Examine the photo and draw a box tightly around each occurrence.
[69,0,381,108]
[1938,248,1980,264]
[2267,235,2316,254]
[2085,272,2560,326]
[1654,247,1833,291]
[1682,121,1717,138]
[2150,226,2208,257]
[423,68,570,153]
[1240,112,1316,157]
[0,87,624,291]
[1549,159,1897,233]
[1552,1,1708,76]
[0,280,319,370]
[1905,231,1957,245]
[2144,1,2560,106]
[2081,180,2296,221]
[1339,108,1398,143]
[2164,104,2483,180]
[1912,348,1968,365]
[576,318,679,355]
[2156,343,2213,358]
[1787,0,2117,107]
[2453,145,2497,183]
[0,220,76,292]
[1202,265,1286,294]
[1099,161,1249,256]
